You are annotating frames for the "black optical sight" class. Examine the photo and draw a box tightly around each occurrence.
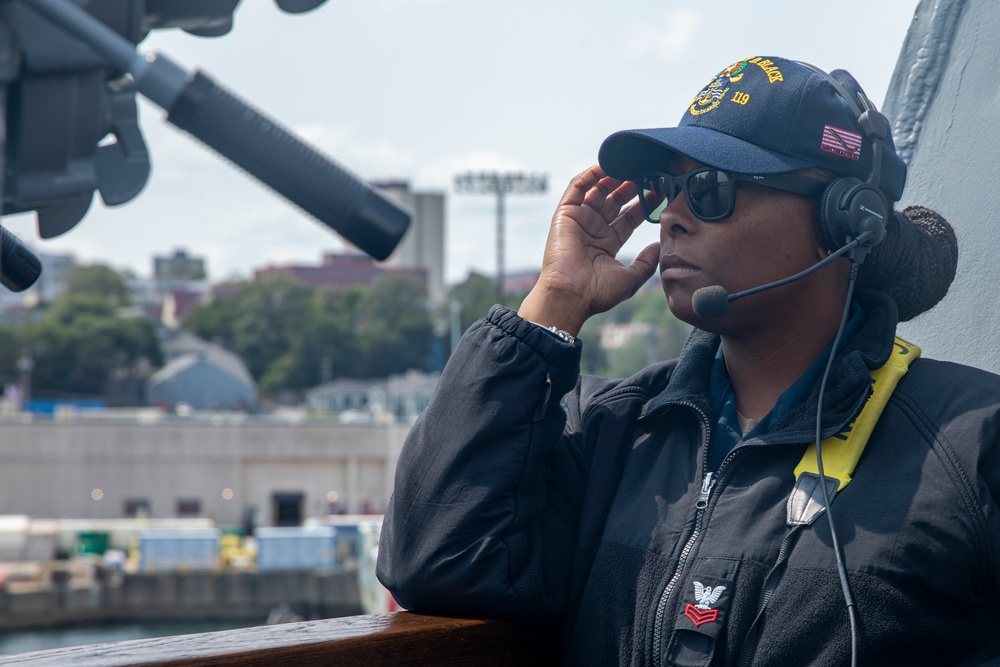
[0,226,42,292]
[0,0,410,293]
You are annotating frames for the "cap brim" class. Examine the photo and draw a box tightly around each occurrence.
[598,126,818,181]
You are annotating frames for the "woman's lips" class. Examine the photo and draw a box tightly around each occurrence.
[660,255,701,280]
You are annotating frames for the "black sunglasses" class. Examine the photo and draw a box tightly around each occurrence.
[635,167,828,223]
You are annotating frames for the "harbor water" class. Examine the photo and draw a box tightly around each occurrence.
[0,619,257,655]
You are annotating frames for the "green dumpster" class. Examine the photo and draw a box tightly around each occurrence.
[76,531,110,555]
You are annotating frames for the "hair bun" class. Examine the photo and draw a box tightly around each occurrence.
[857,205,958,322]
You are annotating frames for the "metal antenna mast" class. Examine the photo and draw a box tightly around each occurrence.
[454,172,547,301]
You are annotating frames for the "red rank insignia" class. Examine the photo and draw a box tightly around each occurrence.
[684,603,720,627]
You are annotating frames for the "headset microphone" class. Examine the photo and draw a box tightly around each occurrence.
[690,285,730,318]
[691,230,876,318]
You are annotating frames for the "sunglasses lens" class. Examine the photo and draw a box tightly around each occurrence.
[640,179,670,224]
[687,170,734,220]
[639,170,738,222]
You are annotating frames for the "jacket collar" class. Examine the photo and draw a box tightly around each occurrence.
[640,289,899,440]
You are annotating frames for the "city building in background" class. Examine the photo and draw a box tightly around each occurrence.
[158,288,205,328]
[22,251,75,308]
[0,250,76,317]
[306,370,439,424]
[370,181,446,307]
[502,269,540,296]
[0,189,446,530]
[306,377,386,417]
[254,251,427,292]
[154,249,207,283]
[150,249,209,325]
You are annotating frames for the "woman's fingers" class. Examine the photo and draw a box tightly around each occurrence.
[608,197,649,247]
[560,165,609,207]
[582,175,636,224]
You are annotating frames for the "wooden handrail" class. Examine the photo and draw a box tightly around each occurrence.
[1,612,561,666]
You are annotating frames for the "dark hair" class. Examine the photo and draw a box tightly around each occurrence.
[792,166,955,321]
[857,206,958,322]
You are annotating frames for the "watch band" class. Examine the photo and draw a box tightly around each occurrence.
[540,324,576,344]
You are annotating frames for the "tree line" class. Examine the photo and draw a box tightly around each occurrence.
[0,263,690,405]
[0,265,161,403]
[446,271,692,379]
[182,272,434,395]
[0,265,437,404]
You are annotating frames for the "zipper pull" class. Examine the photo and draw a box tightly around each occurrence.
[696,472,716,509]
[532,373,553,422]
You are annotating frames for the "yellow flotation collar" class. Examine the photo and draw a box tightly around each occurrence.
[787,336,920,525]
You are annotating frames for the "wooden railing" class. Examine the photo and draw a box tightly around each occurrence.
[2,612,561,666]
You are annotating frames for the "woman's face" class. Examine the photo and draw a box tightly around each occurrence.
[658,157,833,332]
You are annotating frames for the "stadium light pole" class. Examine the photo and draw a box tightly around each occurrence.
[454,172,547,301]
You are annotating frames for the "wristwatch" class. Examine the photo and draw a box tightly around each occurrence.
[539,324,576,344]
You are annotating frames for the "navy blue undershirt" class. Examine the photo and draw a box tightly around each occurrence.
[705,301,864,471]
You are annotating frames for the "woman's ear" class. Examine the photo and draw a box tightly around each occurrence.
[813,211,832,259]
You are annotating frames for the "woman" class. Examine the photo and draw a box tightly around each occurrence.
[377,56,1000,666]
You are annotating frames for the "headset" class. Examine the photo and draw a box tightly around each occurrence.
[682,63,900,665]
[799,62,896,667]
[690,67,895,317]
[798,61,892,266]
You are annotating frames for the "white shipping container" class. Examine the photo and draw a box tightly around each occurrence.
[254,525,336,571]
[138,529,220,572]
[25,521,58,561]
[0,515,29,561]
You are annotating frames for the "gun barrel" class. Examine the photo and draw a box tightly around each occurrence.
[168,72,410,261]
[18,0,411,261]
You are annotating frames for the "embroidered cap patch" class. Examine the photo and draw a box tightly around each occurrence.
[820,124,862,161]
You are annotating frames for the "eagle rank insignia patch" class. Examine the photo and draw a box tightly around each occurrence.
[684,581,726,627]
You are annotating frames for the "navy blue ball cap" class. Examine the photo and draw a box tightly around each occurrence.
[598,56,906,202]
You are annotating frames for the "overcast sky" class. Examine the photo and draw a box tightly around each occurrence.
[6,0,923,285]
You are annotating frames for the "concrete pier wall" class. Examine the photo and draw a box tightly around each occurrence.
[0,567,362,630]
[0,418,409,527]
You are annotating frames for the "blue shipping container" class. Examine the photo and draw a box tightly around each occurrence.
[138,529,220,572]
[254,525,336,571]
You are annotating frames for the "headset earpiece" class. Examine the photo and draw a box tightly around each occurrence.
[798,61,891,265]
[819,177,888,252]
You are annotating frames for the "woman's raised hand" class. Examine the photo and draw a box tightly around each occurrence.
[517,165,660,336]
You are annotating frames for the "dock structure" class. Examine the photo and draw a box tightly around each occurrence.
[0,561,362,630]
[0,417,407,527]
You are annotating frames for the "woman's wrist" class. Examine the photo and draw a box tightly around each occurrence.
[517,288,588,337]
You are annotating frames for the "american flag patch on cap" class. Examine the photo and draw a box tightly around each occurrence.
[820,125,862,161]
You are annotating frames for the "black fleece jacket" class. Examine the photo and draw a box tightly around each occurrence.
[377,291,1000,666]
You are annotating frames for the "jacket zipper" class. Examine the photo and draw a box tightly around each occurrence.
[651,401,714,666]
[652,471,716,665]
[649,399,763,666]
